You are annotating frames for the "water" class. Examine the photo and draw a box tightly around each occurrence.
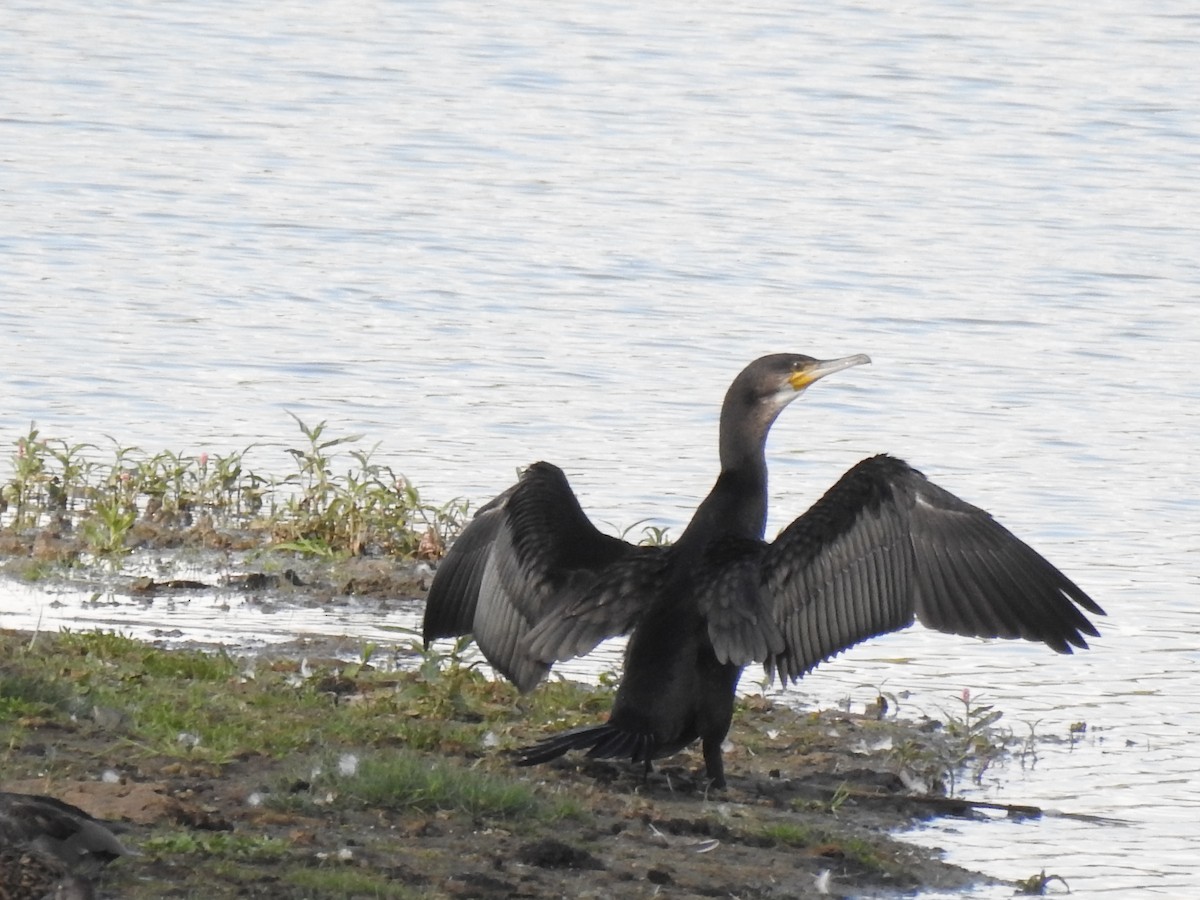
[3,1,1198,894]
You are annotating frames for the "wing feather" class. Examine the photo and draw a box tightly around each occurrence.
[421,502,506,643]
[523,550,672,665]
[763,454,1103,683]
[906,476,1102,649]
[422,461,663,692]
[693,536,784,666]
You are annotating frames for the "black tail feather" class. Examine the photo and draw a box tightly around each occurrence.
[513,723,654,767]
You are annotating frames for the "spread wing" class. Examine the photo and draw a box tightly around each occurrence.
[420,482,515,645]
[422,461,668,692]
[761,454,1104,682]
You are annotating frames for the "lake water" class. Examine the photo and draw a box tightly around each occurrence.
[2,1,1198,895]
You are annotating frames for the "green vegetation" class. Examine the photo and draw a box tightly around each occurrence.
[932,688,1008,795]
[1015,869,1071,895]
[1,629,609,770]
[0,669,73,719]
[282,868,423,900]
[0,628,606,897]
[141,831,292,861]
[286,751,566,820]
[0,626,1019,897]
[0,418,468,563]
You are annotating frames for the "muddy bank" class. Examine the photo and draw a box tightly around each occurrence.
[0,611,1050,900]
[0,539,1054,899]
[3,710,993,899]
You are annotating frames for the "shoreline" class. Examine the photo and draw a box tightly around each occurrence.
[0,598,1031,899]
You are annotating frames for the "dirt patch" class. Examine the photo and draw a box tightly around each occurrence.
[3,741,992,899]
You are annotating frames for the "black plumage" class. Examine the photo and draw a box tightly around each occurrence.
[0,791,130,874]
[422,353,1103,787]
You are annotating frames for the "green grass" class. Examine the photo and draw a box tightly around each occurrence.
[753,820,822,846]
[141,830,292,860]
[0,627,602,897]
[299,751,556,819]
[0,629,999,898]
[0,628,612,778]
[0,670,74,718]
[0,417,468,562]
[749,820,891,874]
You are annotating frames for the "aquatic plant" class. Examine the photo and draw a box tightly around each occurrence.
[0,418,467,563]
[887,688,1011,797]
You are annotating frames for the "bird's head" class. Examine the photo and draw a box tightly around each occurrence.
[738,352,872,413]
[719,353,871,470]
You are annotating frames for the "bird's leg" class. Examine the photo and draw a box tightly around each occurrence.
[701,737,727,789]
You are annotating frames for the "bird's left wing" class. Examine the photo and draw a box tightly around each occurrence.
[761,454,1104,684]
[760,456,915,682]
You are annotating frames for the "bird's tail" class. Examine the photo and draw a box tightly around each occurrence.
[513,723,654,767]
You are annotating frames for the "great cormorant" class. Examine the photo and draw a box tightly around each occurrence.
[422,353,1103,788]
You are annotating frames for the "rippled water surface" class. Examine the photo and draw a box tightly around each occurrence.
[3,2,1198,895]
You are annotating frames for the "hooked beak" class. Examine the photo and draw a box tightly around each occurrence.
[788,353,872,391]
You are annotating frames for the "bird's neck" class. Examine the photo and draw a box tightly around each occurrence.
[683,460,769,545]
[682,394,778,545]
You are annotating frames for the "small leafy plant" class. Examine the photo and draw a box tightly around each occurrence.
[0,417,468,565]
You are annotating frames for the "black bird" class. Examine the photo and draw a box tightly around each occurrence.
[422,354,1103,788]
[0,791,131,876]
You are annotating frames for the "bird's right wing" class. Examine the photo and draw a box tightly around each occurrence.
[520,547,672,666]
[422,462,665,692]
[420,483,515,645]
